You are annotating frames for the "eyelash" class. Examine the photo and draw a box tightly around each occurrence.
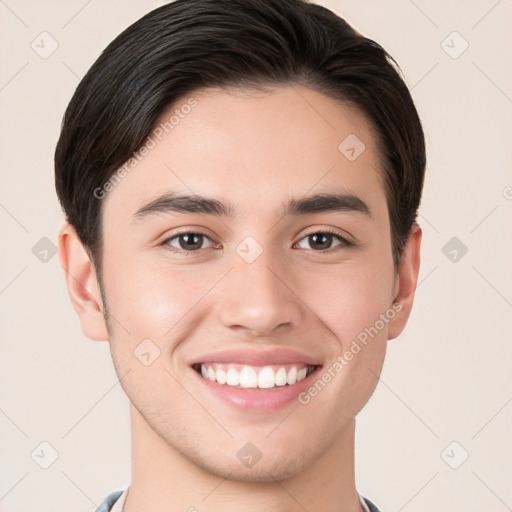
[161,229,353,256]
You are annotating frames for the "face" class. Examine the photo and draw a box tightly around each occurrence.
[74,86,418,482]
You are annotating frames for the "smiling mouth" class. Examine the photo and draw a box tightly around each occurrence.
[192,362,321,390]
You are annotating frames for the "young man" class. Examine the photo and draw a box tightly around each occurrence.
[55,0,425,510]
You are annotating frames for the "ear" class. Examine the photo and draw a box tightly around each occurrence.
[388,222,422,340]
[57,222,109,341]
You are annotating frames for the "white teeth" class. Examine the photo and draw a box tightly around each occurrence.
[258,366,275,388]
[226,367,240,386]
[275,367,287,386]
[198,363,314,389]
[286,366,298,385]
[215,368,227,385]
[239,366,258,388]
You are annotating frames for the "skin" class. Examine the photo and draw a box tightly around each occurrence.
[58,85,421,512]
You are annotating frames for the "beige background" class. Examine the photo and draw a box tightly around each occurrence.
[1,1,511,511]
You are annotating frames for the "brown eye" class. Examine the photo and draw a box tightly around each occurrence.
[295,231,352,251]
[176,233,204,250]
[308,233,334,250]
[162,231,217,254]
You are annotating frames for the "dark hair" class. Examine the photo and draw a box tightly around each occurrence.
[55,0,426,283]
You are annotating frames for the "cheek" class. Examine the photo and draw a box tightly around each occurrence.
[104,253,206,333]
[301,259,395,349]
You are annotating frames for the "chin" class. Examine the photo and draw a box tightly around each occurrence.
[185,442,318,483]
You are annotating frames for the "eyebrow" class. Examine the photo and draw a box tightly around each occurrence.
[132,190,372,222]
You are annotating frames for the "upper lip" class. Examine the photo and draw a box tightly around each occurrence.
[189,347,322,367]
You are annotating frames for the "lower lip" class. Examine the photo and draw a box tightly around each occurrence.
[190,366,321,412]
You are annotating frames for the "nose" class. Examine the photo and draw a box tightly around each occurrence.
[216,254,304,337]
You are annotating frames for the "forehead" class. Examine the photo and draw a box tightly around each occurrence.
[102,85,387,221]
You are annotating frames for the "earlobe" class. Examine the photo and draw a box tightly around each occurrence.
[388,223,422,340]
[57,222,109,341]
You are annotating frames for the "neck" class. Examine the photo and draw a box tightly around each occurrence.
[123,403,363,512]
